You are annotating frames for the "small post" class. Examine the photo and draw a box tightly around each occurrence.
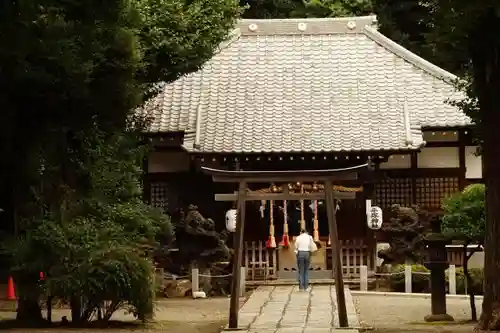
[192,268,199,293]
[405,265,412,293]
[448,265,456,295]
[240,266,246,297]
[360,265,368,291]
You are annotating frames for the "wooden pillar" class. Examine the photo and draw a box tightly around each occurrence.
[229,181,247,329]
[458,129,466,190]
[325,180,348,328]
[364,183,376,271]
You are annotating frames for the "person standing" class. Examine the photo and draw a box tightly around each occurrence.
[294,229,316,290]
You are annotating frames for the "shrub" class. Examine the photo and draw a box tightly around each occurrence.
[446,267,484,295]
[5,131,172,323]
[389,264,430,293]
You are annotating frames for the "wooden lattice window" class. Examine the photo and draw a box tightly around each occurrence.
[150,182,171,213]
[374,178,413,208]
[415,177,460,209]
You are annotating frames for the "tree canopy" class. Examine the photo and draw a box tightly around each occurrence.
[0,0,242,238]
[441,184,485,242]
[240,0,372,18]
[0,0,242,324]
[424,1,500,329]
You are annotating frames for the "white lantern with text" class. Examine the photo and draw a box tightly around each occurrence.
[365,199,383,230]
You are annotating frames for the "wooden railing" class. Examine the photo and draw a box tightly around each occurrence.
[326,239,376,277]
[243,241,278,281]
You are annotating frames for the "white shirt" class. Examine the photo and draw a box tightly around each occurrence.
[294,233,313,252]
[225,209,237,232]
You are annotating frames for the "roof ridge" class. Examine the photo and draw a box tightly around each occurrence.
[241,15,377,23]
[363,25,457,83]
[238,15,377,35]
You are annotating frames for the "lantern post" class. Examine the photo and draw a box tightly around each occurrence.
[423,218,454,322]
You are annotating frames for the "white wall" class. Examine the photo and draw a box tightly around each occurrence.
[148,152,190,173]
[418,147,459,168]
[465,146,482,179]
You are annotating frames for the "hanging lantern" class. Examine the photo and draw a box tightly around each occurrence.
[366,202,383,230]
[259,200,266,218]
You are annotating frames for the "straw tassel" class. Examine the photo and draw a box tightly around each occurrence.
[268,200,276,248]
[313,199,319,242]
[281,200,289,247]
[299,185,305,231]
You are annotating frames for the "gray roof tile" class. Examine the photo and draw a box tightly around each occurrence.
[140,16,470,153]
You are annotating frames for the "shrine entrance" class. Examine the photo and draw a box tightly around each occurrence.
[202,163,373,329]
[248,183,364,280]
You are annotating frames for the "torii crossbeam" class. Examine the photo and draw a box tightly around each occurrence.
[202,162,373,329]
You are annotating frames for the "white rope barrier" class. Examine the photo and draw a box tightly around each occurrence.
[199,273,233,278]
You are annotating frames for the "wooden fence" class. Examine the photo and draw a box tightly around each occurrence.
[338,239,375,277]
[244,241,278,281]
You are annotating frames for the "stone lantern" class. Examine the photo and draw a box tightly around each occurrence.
[423,218,454,322]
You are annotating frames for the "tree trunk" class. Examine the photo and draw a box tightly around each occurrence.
[471,11,500,330]
[16,298,43,324]
[70,297,82,324]
[463,243,477,322]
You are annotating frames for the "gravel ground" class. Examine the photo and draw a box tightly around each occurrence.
[0,293,484,333]
[354,294,481,333]
[0,297,235,333]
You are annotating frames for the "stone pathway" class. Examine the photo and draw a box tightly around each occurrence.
[229,285,360,333]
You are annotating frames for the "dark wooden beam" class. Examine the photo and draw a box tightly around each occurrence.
[325,180,348,328]
[214,191,356,201]
[202,163,369,183]
[410,152,418,205]
[424,141,460,148]
[229,181,247,329]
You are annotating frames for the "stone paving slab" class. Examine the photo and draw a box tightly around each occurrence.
[228,285,360,333]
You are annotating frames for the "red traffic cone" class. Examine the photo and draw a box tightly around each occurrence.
[6,276,16,300]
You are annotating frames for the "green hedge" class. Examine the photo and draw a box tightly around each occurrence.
[388,265,484,294]
[446,267,484,295]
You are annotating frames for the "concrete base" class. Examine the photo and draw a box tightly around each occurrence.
[424,313,455,322]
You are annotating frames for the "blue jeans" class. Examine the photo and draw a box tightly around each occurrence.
[296,251,310,290]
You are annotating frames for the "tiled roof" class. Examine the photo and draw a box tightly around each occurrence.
[140,16,470,153]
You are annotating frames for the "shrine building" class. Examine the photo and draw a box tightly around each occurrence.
[140,16,482,282]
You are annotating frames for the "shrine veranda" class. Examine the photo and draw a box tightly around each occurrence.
[141,16,483,281]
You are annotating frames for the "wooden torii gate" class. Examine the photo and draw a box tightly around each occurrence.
[202,162,373,329]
